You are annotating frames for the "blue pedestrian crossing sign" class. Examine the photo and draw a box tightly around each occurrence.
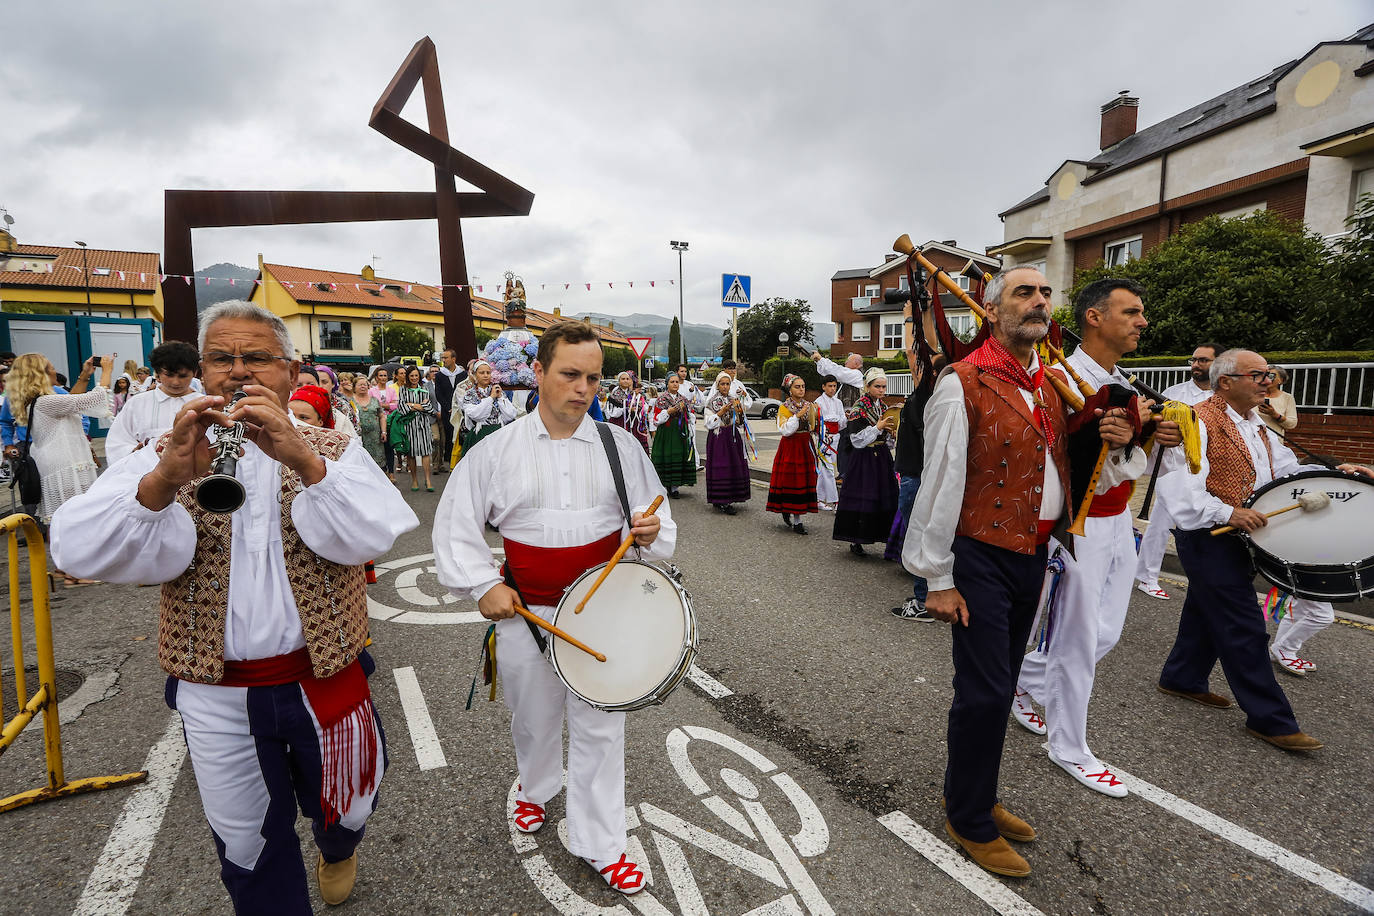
[721,273,751,308]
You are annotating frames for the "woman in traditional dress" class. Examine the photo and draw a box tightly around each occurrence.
[650,373,696,498]
[605,371,651,454]
[349,373,386,469]
[457,359,516,461]
[832,367,898,555]
[766,373,819,533]
[397,365,436,492]
[703,372,751,515]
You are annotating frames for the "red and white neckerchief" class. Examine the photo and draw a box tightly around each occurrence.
[964,336,1056,449]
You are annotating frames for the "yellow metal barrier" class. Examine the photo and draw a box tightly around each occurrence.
[0,514,147,812]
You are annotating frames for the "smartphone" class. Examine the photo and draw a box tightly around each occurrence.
[91,356,102,368]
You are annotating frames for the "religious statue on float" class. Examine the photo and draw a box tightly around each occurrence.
[479,271,540,407]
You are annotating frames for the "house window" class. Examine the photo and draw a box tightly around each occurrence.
[1028,260,1047,275]
[898,274,909,291]
[952,274,972,291]
[851,319,871,342]
[319,320,352,350]
[948,313,978,342]
[1214,202,1266,220]
[881,317,905,350]
[1105,235,1142,267]
[863,284,879,299]
[1354,168,1374,212]
[835,321,845,339]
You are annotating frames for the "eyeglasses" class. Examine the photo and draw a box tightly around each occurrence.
[1187,356,1214,364]
[203,351,291,373]
[1224,370,1277,383]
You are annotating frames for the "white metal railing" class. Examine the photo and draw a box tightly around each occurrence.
[888,362,1372,413]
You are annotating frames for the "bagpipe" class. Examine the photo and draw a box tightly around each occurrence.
[889,234,1202,533]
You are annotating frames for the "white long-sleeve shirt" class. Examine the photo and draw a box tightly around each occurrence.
[432,410,675,604]
[904,352,1137,591]
[814,357,863,391]
[104,387,198,465]
[1157,400,1316,532]
[462,392,516,429]
[1161,379,1212,406]
[51,421,418,661]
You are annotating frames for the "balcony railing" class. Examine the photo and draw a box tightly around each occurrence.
[850,296,875,309]
[885,362,1372,412]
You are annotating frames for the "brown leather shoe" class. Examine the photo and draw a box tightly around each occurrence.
[317,852,358,905]
[992,803,1036,842]
[1157,684,1233,708]
[1246,729,1323,752]
[944,821,1031,877]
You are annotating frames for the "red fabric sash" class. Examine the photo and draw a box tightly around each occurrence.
[216,649,376,828]
[502,532,622,606]
[1088,481,1133,518]
[1036,518,1057,546]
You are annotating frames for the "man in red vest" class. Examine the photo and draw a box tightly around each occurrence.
[903,266,1135,878]
[1155,349,1371,751]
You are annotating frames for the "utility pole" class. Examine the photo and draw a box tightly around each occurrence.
[670,240,688,366]
[74,240,91,314]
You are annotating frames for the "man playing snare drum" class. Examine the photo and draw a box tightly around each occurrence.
[1154,349,1372,751]
[433,321,674,895]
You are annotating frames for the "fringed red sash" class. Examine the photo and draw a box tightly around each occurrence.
[218,649,377,828]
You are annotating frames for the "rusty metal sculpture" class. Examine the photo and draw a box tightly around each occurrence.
[161,37,533,362]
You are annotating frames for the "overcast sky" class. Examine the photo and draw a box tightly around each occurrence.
[2,1,1369,329]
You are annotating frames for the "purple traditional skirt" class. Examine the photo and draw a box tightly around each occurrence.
[832,444,897,544]
[706,426,751,505]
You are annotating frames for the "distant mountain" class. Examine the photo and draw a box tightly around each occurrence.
[195,263,259,310]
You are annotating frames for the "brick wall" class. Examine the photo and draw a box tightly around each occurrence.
[1178,174,1307,226]
[1072,218,1164,272]
[1286,411,1374,465]
[830,248,979,357]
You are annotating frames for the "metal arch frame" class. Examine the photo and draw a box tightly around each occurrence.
[160,36,534,363]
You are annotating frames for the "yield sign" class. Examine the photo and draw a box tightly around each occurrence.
[626,337,653,360]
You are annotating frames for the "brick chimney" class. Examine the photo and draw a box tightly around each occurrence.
[1100,91,1139,150]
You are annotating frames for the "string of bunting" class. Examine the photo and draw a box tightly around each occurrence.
[34,263,680,293]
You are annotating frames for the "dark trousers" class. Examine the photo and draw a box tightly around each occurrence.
[439,413,454,468]
[945,535,1045,843]
[1160,528,1299,736]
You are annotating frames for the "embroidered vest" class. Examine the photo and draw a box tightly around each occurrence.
[1195,394,1273,508]
[950,363,1072,554]
[156,427,369,683]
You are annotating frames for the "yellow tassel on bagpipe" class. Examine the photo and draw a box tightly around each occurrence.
[1161,400,1203,474]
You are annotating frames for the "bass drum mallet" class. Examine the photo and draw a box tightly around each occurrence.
[1210,489,1331,536]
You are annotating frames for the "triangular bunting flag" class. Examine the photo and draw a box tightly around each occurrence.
[629,281,633,288]
[650,280,655,287]
[139,272,146,282]
[404,284,412,293]
[117,270,125,280]
[204,276,211,284]
[184,275,192,285]
[565,283,570,290]
[158,273,166,283]
[229,278,236,286]
[585,283,591,291]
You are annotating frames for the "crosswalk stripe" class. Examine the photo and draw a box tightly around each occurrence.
[393,667,448,771]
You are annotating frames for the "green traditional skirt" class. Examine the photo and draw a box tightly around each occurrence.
[651,426,697,488]
[459,423,503,460]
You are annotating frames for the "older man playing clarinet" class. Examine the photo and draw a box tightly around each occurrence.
[52,301,417,914]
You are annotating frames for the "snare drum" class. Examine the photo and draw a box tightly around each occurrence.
[548,560,697,712]
[1244,470,1374,601]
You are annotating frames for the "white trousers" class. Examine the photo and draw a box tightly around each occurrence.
[1271,598,1335,656]
[1134,497,1175,587]
[816,463,838,505]
[1019,511,1135,768]
[497,614,626,861]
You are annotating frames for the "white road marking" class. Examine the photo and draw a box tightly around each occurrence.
[1113,765,1374,913]
[73,714,187,916]
[638,802,786,887]
[878,811,1045,916]
[743,798,834,916]
[686,664,734,698]
[392,667,448,771]
[650,831,710,916]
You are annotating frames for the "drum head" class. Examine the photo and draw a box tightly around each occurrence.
[551,561,690,709]
[1246,471,1374,566]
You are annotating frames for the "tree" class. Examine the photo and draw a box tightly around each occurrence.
[1304,192,1374,350]
[667,316,682,369]
[718,297,814,371]
[370,323,437,363]
[1068,210,1330,355]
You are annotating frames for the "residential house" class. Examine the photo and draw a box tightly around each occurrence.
[829,240,1001,358]
[991,23,1374,299]
[0,229,164,322]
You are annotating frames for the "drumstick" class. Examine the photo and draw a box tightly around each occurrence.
[1210,490,1331,536]
[513,604,607,662]
[574,494,665,614]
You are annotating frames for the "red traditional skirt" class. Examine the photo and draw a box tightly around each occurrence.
[766,433,819,515]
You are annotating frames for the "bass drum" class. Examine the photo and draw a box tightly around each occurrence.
[549,560,697,712]
[1244,470,1374,601]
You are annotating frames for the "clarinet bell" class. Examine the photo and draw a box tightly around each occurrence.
[195,473,246,514]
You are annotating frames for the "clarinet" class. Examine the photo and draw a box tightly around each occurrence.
[194,391,248,514]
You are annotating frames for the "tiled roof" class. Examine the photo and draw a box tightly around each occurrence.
[0,244,160,292]
[999,24,1374,218]
[263,262,630,345]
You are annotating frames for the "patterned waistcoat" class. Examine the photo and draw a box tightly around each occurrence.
[950,363,1072,555]
[1195,394,1273,508]
[156,426,369,683]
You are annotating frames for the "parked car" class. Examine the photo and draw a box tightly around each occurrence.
[690,385,781,420]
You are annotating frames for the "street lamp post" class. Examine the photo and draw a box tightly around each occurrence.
[371,312,394,364]
[74,240,91,315]
[670,240,688,367]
